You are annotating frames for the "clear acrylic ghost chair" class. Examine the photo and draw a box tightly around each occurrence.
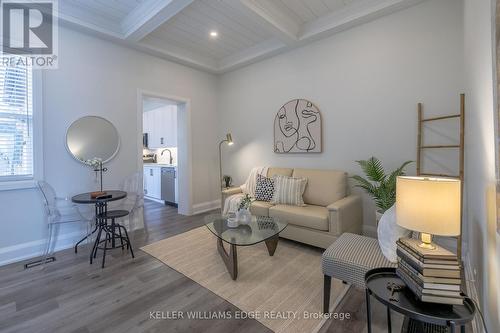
[111,172,146,241]
[37,181,94,268]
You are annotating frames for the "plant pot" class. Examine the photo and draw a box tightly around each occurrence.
[375,210,384,225]
[236,208,251,224]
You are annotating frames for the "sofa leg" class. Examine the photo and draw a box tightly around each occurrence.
[323,275,331,314]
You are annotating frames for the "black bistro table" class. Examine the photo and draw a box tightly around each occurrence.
[71,190,127,263]
[365,267,476,333]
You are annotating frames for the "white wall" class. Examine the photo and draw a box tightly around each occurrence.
[463,0,500,331]
[217,0,464,234]
[0,26,220,265]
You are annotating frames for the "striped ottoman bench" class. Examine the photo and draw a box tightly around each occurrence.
[322,232,396,313]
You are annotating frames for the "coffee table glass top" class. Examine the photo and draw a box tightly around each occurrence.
[205,215,287,246]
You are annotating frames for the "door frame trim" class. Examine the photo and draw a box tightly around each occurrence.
[137,89,193,215]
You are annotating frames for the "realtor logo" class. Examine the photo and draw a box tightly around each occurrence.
[0,0,58,68]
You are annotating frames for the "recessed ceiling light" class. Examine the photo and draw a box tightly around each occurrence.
[209,31,218,38]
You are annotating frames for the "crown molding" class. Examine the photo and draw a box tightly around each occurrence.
[122,0,195,42]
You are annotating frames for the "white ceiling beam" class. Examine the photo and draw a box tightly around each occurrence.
[122,0,195,42]
[300,0,425,41]
[218,38,287,72]
[138,36,218,72]
[57,18,217,73]
[239,0,300,45]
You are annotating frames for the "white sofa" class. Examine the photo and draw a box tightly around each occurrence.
[222,167,363,249]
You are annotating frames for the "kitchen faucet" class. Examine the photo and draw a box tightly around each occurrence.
[161,148,173,165]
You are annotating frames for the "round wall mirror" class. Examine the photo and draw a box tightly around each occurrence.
[66,116,120,164]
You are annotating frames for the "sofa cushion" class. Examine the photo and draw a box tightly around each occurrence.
[267,167,293,178]
[250,200,274,216]
[292,168,347,206]
[269,204,329,231]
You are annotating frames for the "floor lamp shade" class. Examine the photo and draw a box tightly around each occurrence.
[396,176,461,236]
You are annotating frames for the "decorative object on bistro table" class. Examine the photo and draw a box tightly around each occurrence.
[90,191,107,199]
[84,158,107,192]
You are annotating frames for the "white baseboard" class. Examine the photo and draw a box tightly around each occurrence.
[192,200,220,215]
[0,215,144,267]
[144,196,164,204]
[0,230,85,267]
[464,254,482,333]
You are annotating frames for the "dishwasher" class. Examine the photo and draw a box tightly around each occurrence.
[161,167,176,206]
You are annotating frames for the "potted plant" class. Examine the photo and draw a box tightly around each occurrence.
[237,194,254,224]
[351,157,412,223]
[222,175,232,188]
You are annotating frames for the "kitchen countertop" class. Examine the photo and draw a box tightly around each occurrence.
[143,163,177,168]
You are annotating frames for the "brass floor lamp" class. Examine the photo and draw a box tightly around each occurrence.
[219,133,233,190]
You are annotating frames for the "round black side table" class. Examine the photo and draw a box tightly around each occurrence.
[71,190,127,260]
[365,267,475,333]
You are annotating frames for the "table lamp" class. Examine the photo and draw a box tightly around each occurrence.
[396,176,461,250]
[219,133,234,189]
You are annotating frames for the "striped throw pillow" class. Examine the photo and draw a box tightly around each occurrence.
[271,175,308,206]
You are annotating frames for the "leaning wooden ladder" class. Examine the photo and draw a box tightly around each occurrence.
[416,93,465,261]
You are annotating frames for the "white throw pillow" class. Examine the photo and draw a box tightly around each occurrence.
[377,204,411,263]
[271,175,307,206]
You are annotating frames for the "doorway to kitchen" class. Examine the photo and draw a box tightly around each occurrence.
[138,91,192,216]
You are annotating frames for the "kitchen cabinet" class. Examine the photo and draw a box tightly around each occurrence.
[143,165,178,204]
[174,167,178,204]
[143,165,161,199]
[143,106,177,149]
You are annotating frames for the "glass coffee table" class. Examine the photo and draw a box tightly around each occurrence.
[205,214,288,280]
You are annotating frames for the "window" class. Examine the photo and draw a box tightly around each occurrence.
[0,60,34,182]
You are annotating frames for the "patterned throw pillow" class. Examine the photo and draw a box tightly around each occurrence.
[255,174,275,202]
[271,175,307,206]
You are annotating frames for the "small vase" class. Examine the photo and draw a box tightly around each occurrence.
[237,208,251,224]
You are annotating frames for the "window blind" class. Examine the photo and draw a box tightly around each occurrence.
[0,60,33,180]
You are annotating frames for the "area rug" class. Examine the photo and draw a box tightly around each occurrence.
[141,227,350,333]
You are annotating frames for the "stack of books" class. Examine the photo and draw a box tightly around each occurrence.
[396,237,463,305]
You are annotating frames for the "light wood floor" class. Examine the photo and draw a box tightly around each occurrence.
[0,200,402,333]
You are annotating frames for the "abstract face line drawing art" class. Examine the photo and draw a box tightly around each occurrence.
[274,99,322,153]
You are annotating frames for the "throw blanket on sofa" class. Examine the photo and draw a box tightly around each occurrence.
[222,166,268,215]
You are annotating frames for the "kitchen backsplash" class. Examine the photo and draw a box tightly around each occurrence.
[143,147,178,165]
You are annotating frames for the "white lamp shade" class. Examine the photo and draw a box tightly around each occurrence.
[396,176,461,236]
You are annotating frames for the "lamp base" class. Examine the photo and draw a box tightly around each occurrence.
[417,232,436,250]
[417,242,436,250]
